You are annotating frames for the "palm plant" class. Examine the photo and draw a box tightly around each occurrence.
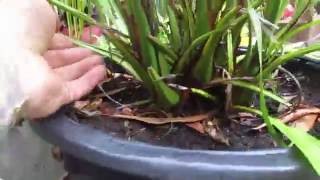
[50,0,320,174]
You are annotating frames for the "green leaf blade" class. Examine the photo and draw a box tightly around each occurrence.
[127,0,159,71]
[147,67,180,108]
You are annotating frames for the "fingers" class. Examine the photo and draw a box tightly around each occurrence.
[55,55,104,81]
[81,26,103,44]
[44,47,93,68]
[48,33,74,50]
[49,26,102,50]
[65,65,106,102]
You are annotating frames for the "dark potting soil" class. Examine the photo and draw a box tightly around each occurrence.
[71,61,320,151]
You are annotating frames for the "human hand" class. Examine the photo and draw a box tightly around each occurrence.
[0,0,106,121]
[22,34,106,119]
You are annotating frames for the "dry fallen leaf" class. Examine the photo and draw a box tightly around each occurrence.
[205,127,229,145]
[73,100,90,110]
[186,122,205,134]
[204,118,230,146]
[104,113,210,125]
[290,114,318,132]
[238,112,256,121]
[236,112,261,127]
[121,107,134,116]
[84,98,103,112]
[74,98,105,117]
[204,118,230,145]
[186,118,229,145]
[253,106,320,130]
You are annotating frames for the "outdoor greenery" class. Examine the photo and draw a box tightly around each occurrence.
[50,0,320,175]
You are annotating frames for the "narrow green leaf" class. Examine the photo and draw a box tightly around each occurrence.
[77,0,85,38]
[180,3,192,51]
[167,4,181,52]
[71,0,78,38]
[192,30,220,83]
[147,67,180,108]
[174,7,241,73]
[65,0,73,36]
[270,117,320,175]
[158,53,171,76]
[216,8,239,29]
[157,0,168,17]
[264,0,289,23]
[148,35,178,62]
[192,8,238,83]
[174,30,215,73]
[91,0,106,23]
[248,6,278,140]
[141,0,159,36]
[281,19,320,42]
[276,0,312,40]
[248,8,262,71]
[72,39,140,79]
[191,88,216,101]
[194,0,210,38]
[230,80,291,106]
[263,43,320,77]
[49,0,97,25]
[128,0,159,71]
[104,32,154,92]
[208,0,224,26]
[227,30,234,74]
[240,21,254,71]
[183,0,195,40]
[226,0,237,10]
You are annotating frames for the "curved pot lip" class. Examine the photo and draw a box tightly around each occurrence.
[30,110,316,179]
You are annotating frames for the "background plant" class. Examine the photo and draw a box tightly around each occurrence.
[50,0,320,174]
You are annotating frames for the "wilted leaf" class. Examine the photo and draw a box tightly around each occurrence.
[74,99,103,112]
[204,118,229,145]
[253,106,320,130]
[104,113,209,125]
[74,100,90,110]
[121,107,134,116]
[84,98,103,111]
[186,122,205,134]
[290,114,318,132]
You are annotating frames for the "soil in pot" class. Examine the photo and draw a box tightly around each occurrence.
[68,61,320,151]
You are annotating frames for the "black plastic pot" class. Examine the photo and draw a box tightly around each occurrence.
[30,60,320,180]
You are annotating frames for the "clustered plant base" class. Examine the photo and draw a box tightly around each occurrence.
[50,0,320,174]
[68,59,318,151]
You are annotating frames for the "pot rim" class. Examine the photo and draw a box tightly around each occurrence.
[30,110,316,179]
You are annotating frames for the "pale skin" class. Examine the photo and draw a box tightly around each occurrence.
[0,0,106,120]
[23,34,106,119]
